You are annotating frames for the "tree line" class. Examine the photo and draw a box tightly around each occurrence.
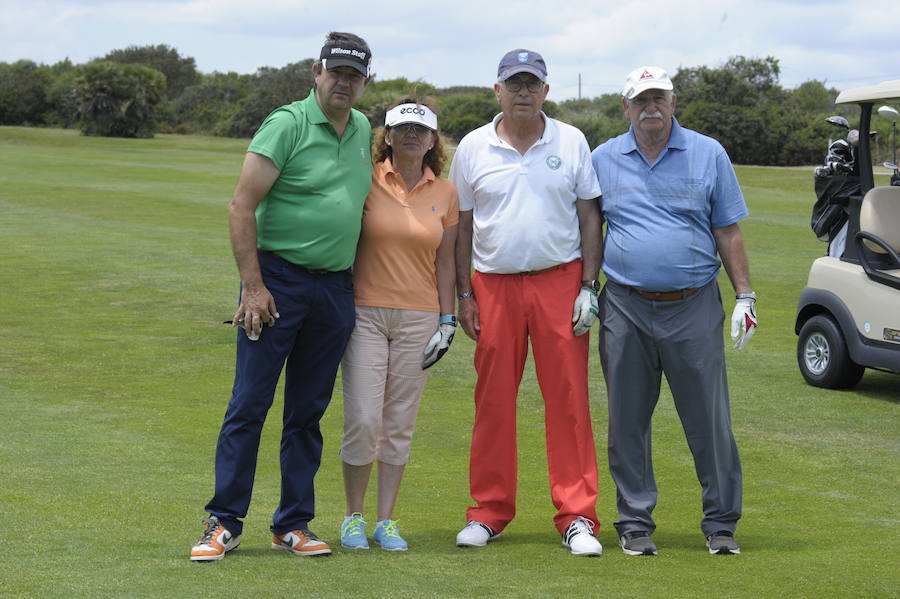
[1,45,891,166]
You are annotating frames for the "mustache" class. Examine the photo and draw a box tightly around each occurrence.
[639,110,664,120]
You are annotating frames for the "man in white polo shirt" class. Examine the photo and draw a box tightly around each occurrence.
[450,48,604,556]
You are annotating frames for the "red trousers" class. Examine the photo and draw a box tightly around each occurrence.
[466,260,600,535]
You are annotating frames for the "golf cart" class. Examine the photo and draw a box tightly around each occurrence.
[795,79,900,389]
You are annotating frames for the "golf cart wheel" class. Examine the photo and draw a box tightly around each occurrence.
[797,314,865,389]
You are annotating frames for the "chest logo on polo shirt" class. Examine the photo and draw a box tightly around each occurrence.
[546,155,561,170]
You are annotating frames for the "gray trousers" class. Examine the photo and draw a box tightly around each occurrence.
[598,280,742,537]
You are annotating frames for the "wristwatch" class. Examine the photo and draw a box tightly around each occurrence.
[457,291,475,300]
[581,279,601,294]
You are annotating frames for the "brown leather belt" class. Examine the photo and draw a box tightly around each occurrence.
[518,264,563,276]
[301,266,350,275]
[627,286,700,301]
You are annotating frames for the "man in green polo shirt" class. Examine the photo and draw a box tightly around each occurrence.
[191,31,373,562]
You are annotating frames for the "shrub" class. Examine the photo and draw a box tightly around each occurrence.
[227,60,315,138]
[73,61,166,138]
[0,60,52,125]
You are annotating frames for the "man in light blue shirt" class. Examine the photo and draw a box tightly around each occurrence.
[591,66,758,557]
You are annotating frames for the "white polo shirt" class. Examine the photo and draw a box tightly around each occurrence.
[450,112,601,274]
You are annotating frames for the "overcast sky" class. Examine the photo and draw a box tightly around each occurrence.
[2,0,898,100]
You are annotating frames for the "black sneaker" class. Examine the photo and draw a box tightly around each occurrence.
[706,530,740,555]
[620,530,657,556]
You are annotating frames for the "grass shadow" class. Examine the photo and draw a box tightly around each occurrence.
[406,528,567,554]
[651,530,806,554]
[854,372,900,403]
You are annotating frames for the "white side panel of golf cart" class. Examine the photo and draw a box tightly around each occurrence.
[835,80,900,104]
[806,257,900,345]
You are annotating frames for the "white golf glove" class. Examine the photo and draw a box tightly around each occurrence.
[422,319,456,369]
[730,296,758,350]
[225,316,277,342]
[572,288,599,336]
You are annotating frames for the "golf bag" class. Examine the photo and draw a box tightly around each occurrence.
[812,172,858,242]
[812,138,860,243]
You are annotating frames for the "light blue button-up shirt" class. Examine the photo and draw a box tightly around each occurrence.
[591,117,747,291]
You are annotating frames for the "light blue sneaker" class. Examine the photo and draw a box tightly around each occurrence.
[340,513,369,549]
[373,520,408,551]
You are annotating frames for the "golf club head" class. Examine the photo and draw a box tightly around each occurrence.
[825,139,854,172]
[826,115,850,129]
[877,105,899,122]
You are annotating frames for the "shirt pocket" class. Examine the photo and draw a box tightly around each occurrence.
[654,177,708,215]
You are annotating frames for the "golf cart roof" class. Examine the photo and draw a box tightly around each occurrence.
[836,80,900,104]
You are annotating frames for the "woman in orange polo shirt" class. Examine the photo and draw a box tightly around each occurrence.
[338,96,458,551]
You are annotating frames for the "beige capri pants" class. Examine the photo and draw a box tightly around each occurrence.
[340,306,436,466]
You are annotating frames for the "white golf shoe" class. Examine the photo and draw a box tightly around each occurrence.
[562,517,603,556]
[456,521,498,547]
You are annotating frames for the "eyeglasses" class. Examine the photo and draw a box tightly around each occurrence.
[504,77,544,93]
[391,123,432,137]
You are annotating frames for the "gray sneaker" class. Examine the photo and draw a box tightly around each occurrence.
[620,531,657,556]
[706,531,740,555]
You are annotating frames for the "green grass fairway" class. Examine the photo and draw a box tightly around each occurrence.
[1,126,897,598]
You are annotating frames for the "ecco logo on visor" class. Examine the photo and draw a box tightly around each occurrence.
[399,107,426,115]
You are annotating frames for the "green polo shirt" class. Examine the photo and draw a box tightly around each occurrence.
[248,90,372,271]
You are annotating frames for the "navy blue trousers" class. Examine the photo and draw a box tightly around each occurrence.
[205,251,356,536]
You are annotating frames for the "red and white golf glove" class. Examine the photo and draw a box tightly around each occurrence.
[730,293,758,350]
[572,287,599,336]
[422,315,456,369]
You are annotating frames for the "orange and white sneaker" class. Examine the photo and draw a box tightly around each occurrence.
[272,528,332,557]
[190,516,240,562]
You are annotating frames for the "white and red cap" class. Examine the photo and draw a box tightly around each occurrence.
[622,66,673,100]
[385,103,438,130]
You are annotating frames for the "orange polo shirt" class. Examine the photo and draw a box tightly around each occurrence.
[353,158,459,312]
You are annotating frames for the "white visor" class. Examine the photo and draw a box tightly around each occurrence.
[385,103,438,130]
